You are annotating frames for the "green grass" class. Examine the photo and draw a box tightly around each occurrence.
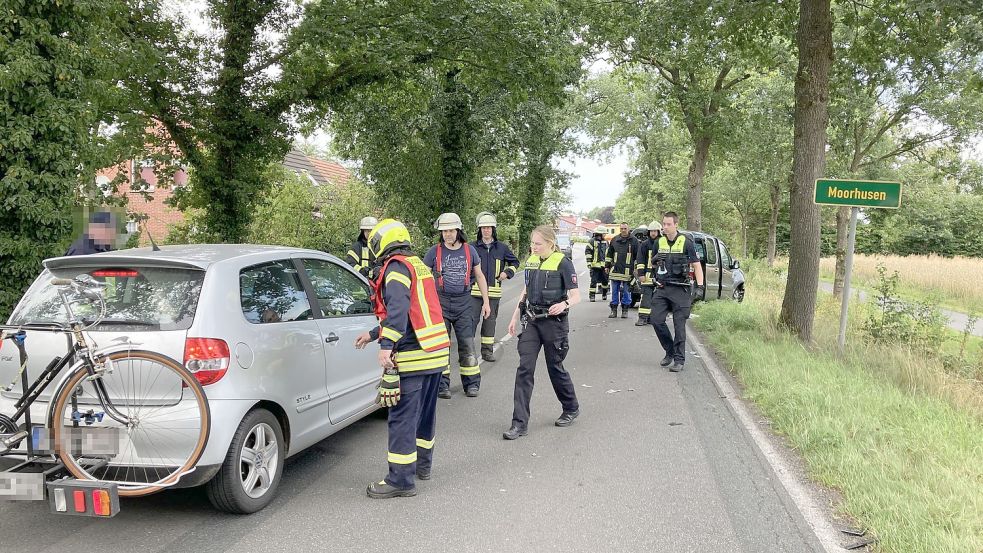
[693,263,983,553]
[818,269,983,317]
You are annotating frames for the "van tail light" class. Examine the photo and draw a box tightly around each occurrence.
[184,338,230,386]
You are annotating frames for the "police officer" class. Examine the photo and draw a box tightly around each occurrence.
[503,225,581,440]
[634,223,663,326]
[471,212,520,362]
[355,219,451,498]
[651,212,705,372]
[605,222,639,319]
[424,213,491,398]
[584,230,609,302]
[346,216,378,278]
[65,210,118,256]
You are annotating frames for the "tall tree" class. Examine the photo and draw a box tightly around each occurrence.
[584,0,792,231]
[826,0,983,297]
[779,0,833,342]
[0,0,117,318]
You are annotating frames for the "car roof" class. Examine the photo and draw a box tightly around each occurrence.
[44,244,331,271]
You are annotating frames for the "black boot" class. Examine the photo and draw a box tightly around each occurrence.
[634,316,649,326]
[503,426,528,440]
[366,480,416,499]
[589,293,596,302]
[608,306,618,318]
[660,354,673,367]
[620,306,629,318]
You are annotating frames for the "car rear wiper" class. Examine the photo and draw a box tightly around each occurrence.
[82,318,158,327]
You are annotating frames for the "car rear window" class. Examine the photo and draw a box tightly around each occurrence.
[9,266,205,331]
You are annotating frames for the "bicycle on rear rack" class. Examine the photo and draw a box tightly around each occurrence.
[0,276,210,504]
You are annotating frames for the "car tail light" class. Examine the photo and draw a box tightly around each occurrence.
[184,338,230,386]
[47,480,119,517]
[90,269,140,278]
[73,490,86,513]
[93,490,112,516]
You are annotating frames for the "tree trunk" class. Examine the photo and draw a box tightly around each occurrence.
[779,0,833,343]
[437,69,475,216]
[832,206,850,297]
[518,154,550,256]
[767,178,783,267]
[686,134,712,231]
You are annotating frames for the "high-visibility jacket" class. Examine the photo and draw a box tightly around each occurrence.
[372,254,450,374]
[585,238,607,269]
[524,251,569,307]
[654,234,692,286]
[346,237,373,277]
[605,235,638,282]
[470,239,520,299]
[635,238,657,285]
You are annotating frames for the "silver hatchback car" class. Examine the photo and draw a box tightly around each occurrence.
[1,245,382,513]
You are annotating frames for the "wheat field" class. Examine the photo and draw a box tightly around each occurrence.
[819,254,983,313]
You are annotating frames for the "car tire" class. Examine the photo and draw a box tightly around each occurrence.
[206,408,285,514]
[733,286,745,303]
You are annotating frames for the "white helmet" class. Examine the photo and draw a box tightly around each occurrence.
[476,211,498,228]
[648,220,661,229]
[434,212,463,231]
[360,216,379,230]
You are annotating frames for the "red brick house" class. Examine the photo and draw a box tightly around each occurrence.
[99,149,350,243]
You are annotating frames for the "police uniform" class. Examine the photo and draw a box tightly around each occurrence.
[584,234,609,301]
[471,235,519,361]
[605,233,639,317]
[651,233,700,371]
[506,251,580,438]
[365,219,450,498]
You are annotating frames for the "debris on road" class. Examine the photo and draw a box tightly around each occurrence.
[605,389,621,394]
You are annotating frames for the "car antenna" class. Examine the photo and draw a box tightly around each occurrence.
[144,227,162,252]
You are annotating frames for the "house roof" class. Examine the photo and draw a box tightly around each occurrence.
[283,149,350,187]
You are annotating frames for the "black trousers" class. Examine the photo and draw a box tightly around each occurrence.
[651,284,692,363]
[438,292,480,390]
[589,268,609,299]
[472,295,501,357]
[511,315,579,430]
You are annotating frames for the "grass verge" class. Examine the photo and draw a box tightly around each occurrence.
[693,261,983,553]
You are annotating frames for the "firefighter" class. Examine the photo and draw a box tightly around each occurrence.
[651,212,705,372]
[634,223,663,326]
[605,222,639,319]
[346,216,379,278]
[584,230,609,302]
[471,212,520,362]
[355,219,451,498]
[503,225,581,440]
[424,213,491,398]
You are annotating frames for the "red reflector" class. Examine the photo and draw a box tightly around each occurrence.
[73,490,86,513]
[184,338,231,386]
[91,269,140,278]
[93,490,111,516]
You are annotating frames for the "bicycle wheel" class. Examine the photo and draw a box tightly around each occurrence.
[50,350,210,497]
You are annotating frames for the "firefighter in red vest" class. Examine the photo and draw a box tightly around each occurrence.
[424,213,491,398]
[356,219,451,498]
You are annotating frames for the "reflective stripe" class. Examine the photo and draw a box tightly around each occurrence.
[388,451,417,464]
[347,249,359,263]
[416,438,435,449]
[442,368,451,375]
[395,347,450,372]
[385,271,411,288]
[459,365,480,376]
[381,327,403,342]
[639,308,651,315]
[481,336,495,345]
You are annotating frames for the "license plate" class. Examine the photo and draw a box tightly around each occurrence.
[0,471,44,501]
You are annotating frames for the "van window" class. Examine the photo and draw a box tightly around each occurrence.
[704,238,718,265]
[10,267,204,331]
[240,260,313,324]
[719,242,733,269]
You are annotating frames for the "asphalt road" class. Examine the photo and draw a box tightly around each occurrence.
[818,280,982,337]
[0,245,827,553]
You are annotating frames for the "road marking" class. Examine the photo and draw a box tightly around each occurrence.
[688,323,848,553]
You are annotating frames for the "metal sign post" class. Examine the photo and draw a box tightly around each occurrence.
[814,179,903,351]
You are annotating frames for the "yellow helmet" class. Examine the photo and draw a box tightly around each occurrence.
[359,216,379,230]
[434,212,463,231]
[368,219,412,259]
[476,211,498,228]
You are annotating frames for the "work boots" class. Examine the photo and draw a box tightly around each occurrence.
[620,306,629,318]
[608,305,618,318]
[635,316,649,326]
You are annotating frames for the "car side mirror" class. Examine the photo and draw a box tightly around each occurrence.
[732,260,740,270]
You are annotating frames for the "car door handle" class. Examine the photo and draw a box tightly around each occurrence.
[325,333,340,343]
